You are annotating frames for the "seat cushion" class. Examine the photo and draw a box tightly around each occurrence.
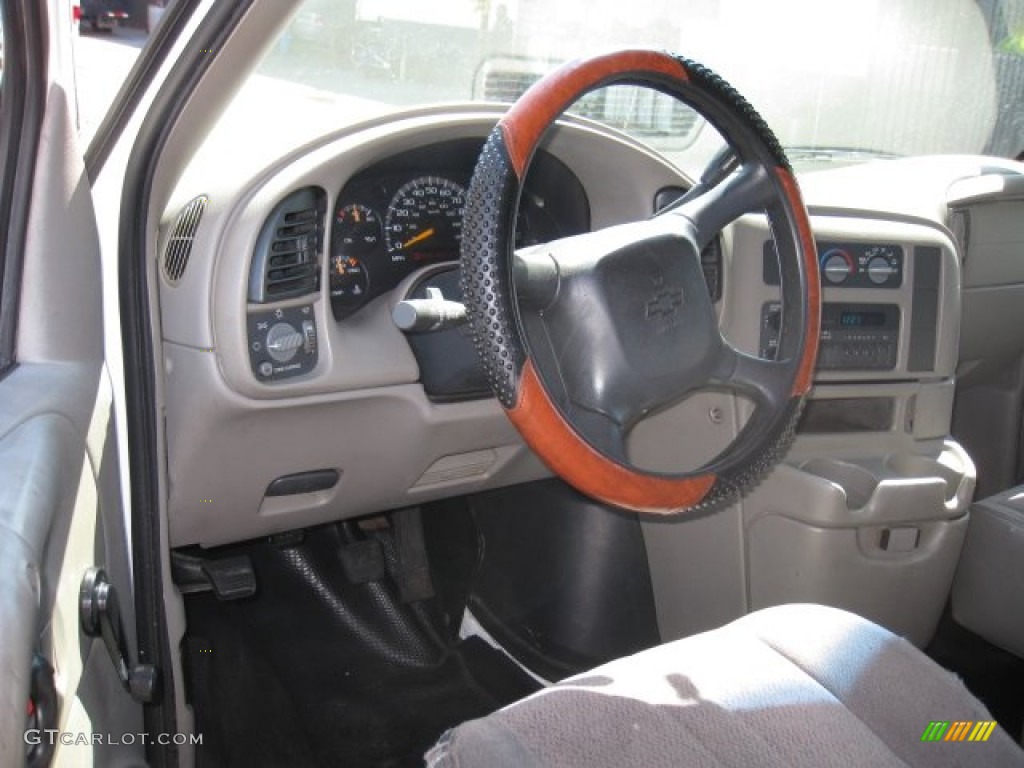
[427,604,1024,767]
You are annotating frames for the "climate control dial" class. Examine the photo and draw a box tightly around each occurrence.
[867,255,896,285]
[821,249,854,284]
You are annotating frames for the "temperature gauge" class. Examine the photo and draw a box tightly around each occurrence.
[334,204,382,253]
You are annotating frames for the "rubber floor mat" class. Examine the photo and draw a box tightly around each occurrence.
[182,525,539,767]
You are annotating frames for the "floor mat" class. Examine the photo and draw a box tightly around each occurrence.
[182,524,539,767]
[926,608,1024,741]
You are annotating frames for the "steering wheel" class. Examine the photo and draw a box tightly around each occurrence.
[460,49,820,516]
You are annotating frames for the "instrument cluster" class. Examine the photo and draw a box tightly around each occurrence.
[328,138,590,320]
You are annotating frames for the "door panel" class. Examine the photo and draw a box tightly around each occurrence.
[0,21,143,766]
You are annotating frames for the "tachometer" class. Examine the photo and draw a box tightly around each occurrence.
[385,176,465,263]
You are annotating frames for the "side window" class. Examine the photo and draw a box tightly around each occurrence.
[980,0,1024,158]
[72,1,153,143]
[0,0,45,374]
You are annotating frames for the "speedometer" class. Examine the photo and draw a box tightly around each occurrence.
[384,176,465,263]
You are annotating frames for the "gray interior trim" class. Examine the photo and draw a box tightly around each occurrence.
[955,191,1024,381]
[952,486,1024,658]
[947,171,1024,207]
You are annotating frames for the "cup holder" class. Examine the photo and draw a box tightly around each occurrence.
[800,459,879,509]
[794,441,975,521]
[886,452,967,505]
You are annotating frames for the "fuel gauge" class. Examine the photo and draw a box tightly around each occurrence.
[330,253,369,315]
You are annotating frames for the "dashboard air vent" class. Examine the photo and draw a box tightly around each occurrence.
[162,195,208,285]
[249,186,326,303]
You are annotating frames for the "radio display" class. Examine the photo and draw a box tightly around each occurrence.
[839,310,887,327]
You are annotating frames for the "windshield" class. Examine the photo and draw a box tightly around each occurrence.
[200,0,1024,178]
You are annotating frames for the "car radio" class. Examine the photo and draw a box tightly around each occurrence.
[760,302,899,370]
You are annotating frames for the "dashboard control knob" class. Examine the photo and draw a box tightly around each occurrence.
[266,322,303,362]
[867,256,895,285]
[822,250,853,284]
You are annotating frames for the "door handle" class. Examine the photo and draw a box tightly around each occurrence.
[79,567,159,703]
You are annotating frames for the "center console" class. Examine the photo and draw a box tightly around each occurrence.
[643,211,972,648]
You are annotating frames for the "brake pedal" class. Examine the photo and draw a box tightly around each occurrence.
[171,552,257,600]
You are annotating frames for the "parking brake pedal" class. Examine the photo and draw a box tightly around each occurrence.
[170,552,257,600]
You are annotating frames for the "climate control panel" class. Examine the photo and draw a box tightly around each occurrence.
[247,304,318,381]
[764,241,903,289]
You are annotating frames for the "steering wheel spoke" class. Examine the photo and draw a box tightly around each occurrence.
[570,407,630,465]
[663,162,775,250]
[711,341,792,413]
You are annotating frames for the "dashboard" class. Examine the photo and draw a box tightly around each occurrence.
[155,106,1023,549]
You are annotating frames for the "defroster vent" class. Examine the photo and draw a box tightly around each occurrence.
[249,187,326,303]
[478,62,701,146]
[162,195,208,285]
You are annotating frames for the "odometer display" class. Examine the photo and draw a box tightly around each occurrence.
[385,176,465,262]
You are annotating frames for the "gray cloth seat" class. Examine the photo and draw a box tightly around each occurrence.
[427,604,1024,767]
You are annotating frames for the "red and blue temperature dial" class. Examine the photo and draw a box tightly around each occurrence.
[820,248,856,284]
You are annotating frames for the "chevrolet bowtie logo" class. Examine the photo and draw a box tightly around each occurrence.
[645,288,684,319]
